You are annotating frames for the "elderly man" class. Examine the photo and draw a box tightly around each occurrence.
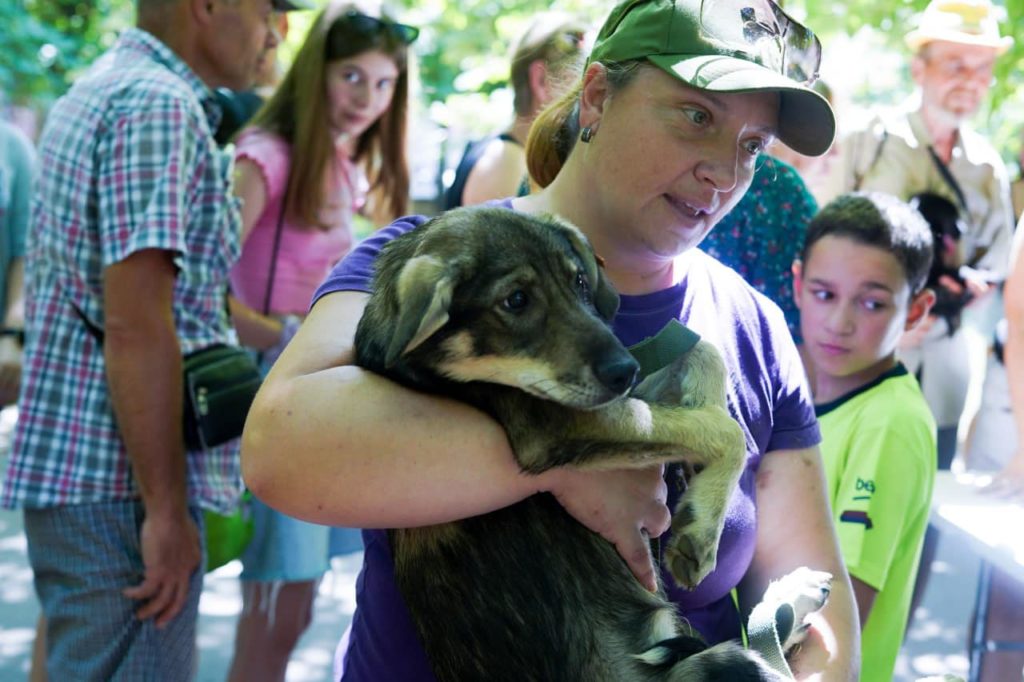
[0,1,294,679]
[827,0,1015,638]
[833,0,1014,464]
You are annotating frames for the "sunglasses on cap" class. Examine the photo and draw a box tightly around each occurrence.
[561,30,587,48]
[700,0,821,84]
[343,10,420,45]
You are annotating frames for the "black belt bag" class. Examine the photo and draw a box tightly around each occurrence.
[72,302,260,451]
[182,343,262,451]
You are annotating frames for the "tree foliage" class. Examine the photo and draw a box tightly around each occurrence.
[4,0,1022,160]
[2,0,132,106]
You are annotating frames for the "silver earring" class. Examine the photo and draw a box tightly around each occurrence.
[580,127,594,143]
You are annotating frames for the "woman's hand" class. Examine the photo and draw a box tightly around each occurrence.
[543,464,671,592]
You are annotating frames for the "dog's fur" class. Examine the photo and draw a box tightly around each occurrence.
[354,207,827,681]
[909,191,971,335]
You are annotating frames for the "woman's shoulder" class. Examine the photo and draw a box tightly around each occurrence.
[312,213,434,302]
[682,252,796,371]
[689,251,786,321]
[234,127,291,195]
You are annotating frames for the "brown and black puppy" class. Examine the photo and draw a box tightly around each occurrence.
[354,207,819,681]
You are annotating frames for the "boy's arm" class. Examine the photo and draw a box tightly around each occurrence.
[849,577,878,629]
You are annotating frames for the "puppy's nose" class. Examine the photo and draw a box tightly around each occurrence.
[595,355,639,396]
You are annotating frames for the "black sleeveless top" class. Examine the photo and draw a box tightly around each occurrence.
[443,133,523,210]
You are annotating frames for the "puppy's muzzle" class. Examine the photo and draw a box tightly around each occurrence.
[594,354,639,397]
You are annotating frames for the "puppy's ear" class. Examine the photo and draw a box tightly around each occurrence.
[385,255,455,366]
[591,267,620,322]
[551,217,620,322]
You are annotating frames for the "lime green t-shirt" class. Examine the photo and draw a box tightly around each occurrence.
[817,364,937,682]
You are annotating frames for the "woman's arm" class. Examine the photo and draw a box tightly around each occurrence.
[241,290,672,589]
[995,222,1024,496]
[228,296,284,350]
[738,446,860,682]
[228,157,290,349]
[234,158,269,245]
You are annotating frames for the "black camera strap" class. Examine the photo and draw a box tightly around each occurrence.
[261,179,290,316]
[924,145,997,270]
[926,145,969,216]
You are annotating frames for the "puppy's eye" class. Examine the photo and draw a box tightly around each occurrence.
[502,290,529,312]
[575,272,592,304]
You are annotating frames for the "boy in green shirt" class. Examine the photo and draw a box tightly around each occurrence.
[793,192,938,681]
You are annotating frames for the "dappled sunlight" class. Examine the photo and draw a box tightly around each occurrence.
[0,626,35,661]
[0,499,362,681]
[896,532,978,681]
[191,553,362,680]
[905,652,970,680]
[0,560,34,603]
[199,561,244,618]
[285,647,336,682]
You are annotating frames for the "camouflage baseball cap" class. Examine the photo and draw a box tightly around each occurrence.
[272,0,314,11]
[589,0,836,156]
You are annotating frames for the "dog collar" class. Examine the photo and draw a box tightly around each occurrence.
[628,320,702,379]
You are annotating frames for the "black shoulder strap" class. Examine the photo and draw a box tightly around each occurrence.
[261,178,291,315]
[71,301,105,345]
[497,132,522,147]
[852,129,889,192]
[70,289,232,348]
[926,145,970,215]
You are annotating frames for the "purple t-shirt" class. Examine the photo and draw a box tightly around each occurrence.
[313,201,820,682]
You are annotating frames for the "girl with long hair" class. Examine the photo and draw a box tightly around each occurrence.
[225,3,416,680]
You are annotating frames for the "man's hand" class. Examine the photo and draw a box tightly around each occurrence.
[545,464,670,592]
[982,450,1024,501]
[123,508,202,628]
[959,266,998,306]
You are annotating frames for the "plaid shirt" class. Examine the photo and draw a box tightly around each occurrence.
[2,29,244,512]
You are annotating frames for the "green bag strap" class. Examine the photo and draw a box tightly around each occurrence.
[627,319,701,378]
[747,594,796,679]
[626,319,701,568]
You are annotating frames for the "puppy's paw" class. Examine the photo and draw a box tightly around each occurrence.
[663,501,720,590]
[760,567,833,652]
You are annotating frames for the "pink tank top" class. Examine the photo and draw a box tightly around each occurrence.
[229,127,366,315]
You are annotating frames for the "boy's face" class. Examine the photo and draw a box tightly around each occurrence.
[794,235,931,384]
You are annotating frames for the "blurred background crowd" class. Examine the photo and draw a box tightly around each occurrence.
[4,0,1023,218]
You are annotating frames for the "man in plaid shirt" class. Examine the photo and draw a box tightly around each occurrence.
[0,1,287,678]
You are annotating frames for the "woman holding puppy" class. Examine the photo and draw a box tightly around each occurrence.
[225,1,415,680]
[243,0,859,679]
